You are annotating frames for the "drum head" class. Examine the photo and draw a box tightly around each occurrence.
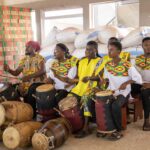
[0,104,6,126]
[58,96,77,111]
[96,90,113,97]
[36,84,54,92]
[3,127,20,149]
[32,133,49,150]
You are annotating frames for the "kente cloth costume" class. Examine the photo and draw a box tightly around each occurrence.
[103,59,142,131]
[135,54,150,119]
[19,53,45,94]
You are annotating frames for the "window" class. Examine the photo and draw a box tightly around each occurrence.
[31,10,37,41]
[43,8,83,38]
[90,2,116,28]
[90,0,139,28]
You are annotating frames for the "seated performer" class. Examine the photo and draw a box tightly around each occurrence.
[135,37,150,131]
[4,41,45,117]
[100,41,142,140]
[66,41,104,138]
[103,37,130,64]
[65,47,79,66]
[46,43,77,107]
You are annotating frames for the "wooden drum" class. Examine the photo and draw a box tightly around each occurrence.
[59,96,84,132]
[3,121,42,149]
[0,101,33,126]
[36,84,56,120]
[95,90,116,134]
[32,118,71,150]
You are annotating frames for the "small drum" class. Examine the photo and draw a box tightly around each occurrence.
[32,118,71,150]
[0,101,33,126]
[36,84,57,119]
[59,96,84,132]
[3,121,42,149]
[0,82,19,101]
[95,90,116,134]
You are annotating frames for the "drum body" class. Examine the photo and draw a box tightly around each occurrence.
[32,118,71,150]
[59,96,84,132]
[36,84,57,118]
[3,121,42,149]
[0,82,19,101]
[0,101,33,126]
[95,91,116,133]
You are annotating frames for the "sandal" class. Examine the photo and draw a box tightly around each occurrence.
[108,131,123,140]
[143,125,150,131]
[74,130,90,138]
[96,132,107,138]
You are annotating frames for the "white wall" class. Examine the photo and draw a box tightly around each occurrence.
[0,0,3,5]
[139,0,150,26]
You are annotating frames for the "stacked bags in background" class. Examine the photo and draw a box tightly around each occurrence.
[40,25,150,64]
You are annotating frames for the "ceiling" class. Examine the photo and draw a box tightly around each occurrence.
[2,0,110,9]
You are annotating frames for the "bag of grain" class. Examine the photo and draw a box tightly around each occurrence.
[40,44,56,60]
[42,27,58,48]
[117,27,134,39]
[75,30,99,49]
[64,43,75,54]
[56,27,80,43]
[72,49,86,59]
[121,26,150,48]
[98,26,119,44]
[98,44,108,57]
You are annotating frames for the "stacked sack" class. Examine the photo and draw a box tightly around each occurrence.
[73,25,125,58]
[40,25,150,63]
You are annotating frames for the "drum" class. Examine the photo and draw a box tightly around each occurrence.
[3,121,42,149]
[0,82,19,101]
[59,96,84,132]
[95,90,116,134]
[32,118,71,150]
[36,84,57,119]
[0,124,7,141]
[0,101,33,126]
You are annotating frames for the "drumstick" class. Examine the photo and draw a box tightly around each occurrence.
[53,108,65,118]
[0,74,20,80]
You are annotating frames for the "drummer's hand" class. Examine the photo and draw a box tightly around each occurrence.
[143,83,150,89]
[119,82,128,90]
[22,76,31,82]
[4,64,10,72]
[44,77,52,83]
[51,68,57,77]
[82,76,90,83]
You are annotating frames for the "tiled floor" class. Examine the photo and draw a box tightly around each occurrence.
[0,120,149,150]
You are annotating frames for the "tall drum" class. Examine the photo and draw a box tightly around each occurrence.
[36,84,57,120]
[59,96,84,132]
[95,90,116,134]
[32,118,71,150]
[0,101,33,126]
[3,121,42,149]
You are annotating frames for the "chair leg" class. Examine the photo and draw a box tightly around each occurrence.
[122,106,127,130]
[134,100,143,122]
[134,103,138,122]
